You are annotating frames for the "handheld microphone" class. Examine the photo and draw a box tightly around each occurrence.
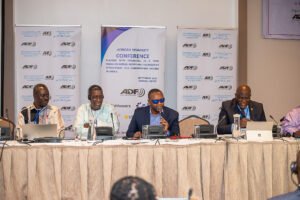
[111,113,115,132]
[215,115,226,134]
[157,106,163,114]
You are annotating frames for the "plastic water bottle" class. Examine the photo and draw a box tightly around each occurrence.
[232,114,241,137]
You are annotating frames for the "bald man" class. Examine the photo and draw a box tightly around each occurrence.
[217,84,266,134]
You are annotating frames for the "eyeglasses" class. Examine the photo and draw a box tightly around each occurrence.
[151,98,165,104]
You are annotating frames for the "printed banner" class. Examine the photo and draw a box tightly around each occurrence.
[177,28,238,126]
[101,26,166,134]
[15,25,81,136]
[263,0,300,39]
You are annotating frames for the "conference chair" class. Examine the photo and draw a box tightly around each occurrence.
[179,115,210,137]
[0,117,16,140]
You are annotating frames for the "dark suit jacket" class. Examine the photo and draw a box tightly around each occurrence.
[126,106,180,137]
[217,99,266,134]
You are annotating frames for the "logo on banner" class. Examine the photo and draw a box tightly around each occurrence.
[202,52,211,57]
[183,85,197,90]
[22,64,37,70]
[182,43,197,48]
[61,64,76,69]
[60,42,76,47]
[61,106,76,111]
[204,76,213,81]
[42,51,52,56]
[183,66,198,70]
[292,14,300,21]
[42,31,52,36]
[21,42,36,47]
[60,85,75,89]
[182,106,197,111]
[136,102,147,108]
[22,85,34,89]
[202,95,211,100]
[218,85,232,90]
[120,88,145,97]
[45,75,54,80]
[201,114,210,120]
[219,66,233,71]
[202,33,211,38]
[219,44,232,49]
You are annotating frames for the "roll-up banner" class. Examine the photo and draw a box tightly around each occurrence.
[15,25,81,137]
[177,28,238,126]
[101,25,166,134]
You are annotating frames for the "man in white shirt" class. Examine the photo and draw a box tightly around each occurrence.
[73,85,119,138]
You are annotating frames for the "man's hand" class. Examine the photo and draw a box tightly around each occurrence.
[294,130,300,137]
[133,131,142,139]
[160,117,169,132]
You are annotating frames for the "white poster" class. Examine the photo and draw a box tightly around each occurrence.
[15,25,81,136]
[263,0,300,39]
[101,26,166,134]
[177,28,238,126]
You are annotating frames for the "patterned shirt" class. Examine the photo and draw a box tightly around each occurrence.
[17,104,65,138]
[281,106,300,134]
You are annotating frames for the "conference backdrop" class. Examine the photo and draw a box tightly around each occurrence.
[14,25,81,135]
[100,26,166,134]
[177,28,238,126]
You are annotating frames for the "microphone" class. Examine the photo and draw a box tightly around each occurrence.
[111,113,115,132]
[215,115,226,135]
[188,188,193,200]
[269,115,278,125]
[5,108,9,119]
[269,115,281,137]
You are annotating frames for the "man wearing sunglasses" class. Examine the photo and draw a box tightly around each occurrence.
[217,84,266,134]
[126,88,180,138]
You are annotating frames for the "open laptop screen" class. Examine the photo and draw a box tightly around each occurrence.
[21,124,58,140]
[246,121,274,141]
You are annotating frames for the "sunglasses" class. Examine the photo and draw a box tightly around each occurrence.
[151,98,165,104]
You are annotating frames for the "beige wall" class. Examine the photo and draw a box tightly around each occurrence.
[247,0,300,121]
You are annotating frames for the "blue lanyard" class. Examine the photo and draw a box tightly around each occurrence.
[33,109,41,124]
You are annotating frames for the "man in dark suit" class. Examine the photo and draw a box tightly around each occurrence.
[217,84,266,134]
[126,88,180,138]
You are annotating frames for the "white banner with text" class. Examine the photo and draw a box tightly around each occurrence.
[177,28,238,126]
[15,25,81,135]
[101,26,166,134]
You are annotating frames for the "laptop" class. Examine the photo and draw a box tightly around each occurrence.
[246,121,274,141]
[21,124,58,140]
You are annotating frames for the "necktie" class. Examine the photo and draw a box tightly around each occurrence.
[240,109,246,118]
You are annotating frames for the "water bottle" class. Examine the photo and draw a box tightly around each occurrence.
[87,119,93,140]
[232,114,241,137]
[142,125,149,139]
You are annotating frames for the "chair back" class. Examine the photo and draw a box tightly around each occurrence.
[0,117,16,140]
[179,115,209,137]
